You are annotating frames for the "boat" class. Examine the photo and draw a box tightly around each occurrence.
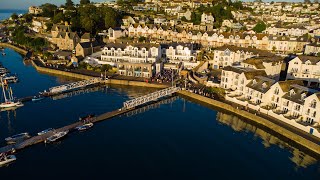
[45,130,69,143]
[75,123,93,131]
[0,154,16,167]
[0,78,23,109]
[1,52,5,56]
[37,128,54,136]
[2,75,18,83]
[32,95,44,101]
[5,132,30,143]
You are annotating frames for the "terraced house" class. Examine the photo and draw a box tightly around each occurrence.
[286,56,320,88]
[101,43,161,78]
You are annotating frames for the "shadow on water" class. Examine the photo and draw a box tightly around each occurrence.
[216,112,319,170]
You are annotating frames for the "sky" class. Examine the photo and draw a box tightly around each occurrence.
[0,0,305,10]
[0,0,109,10]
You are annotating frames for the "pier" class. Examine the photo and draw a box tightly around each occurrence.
[0,87,180,153]
[47,78,101,95]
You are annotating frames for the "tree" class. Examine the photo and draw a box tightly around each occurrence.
[11,13,18,20]
[314,0,319,3]
[304,0,311,3]
[271,1,274,4]
[104,7,119,28]
[40,3,58,18]
[252,21,266,33]
[138,36,146,42]
[65,0,74,8]
[23,13,33,23]
[317,52,320,56]
[272,46,276,52]
[181,16,187,22]
[80,0,91,5]
[100,64,112,72]
[46,22,53,31]
[52,12,65,24]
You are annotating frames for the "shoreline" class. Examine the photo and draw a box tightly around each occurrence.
[0,42,28,55]
[177,90,320,157]
[6,46,320,156]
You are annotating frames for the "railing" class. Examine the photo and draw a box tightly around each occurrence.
[49,78,101,93]
[123,86,181,110]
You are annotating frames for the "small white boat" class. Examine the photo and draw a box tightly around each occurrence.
[75,123,93,131]
[32,95,44,102]
[5,132,30,143]
[45,130,69,143]
[0,154,16,166]
[3,75,18,83]
[37,128,54,136]
[0,101,23,108]
[0,78,23,109]
[1,52,6,56]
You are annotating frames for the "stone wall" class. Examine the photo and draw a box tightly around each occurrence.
[0,43,28,55]
[178,90,320,156]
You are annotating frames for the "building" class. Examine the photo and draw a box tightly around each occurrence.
[31,17,50,34]
[101,43,162,77]
[201,13,214,24]
[75,41,101,57]
[209,46,276,69]
[286,56,320,87]
[29,6,43,15]
[52,32,80,51]
[304,43,320,55]
[51,23,71,41]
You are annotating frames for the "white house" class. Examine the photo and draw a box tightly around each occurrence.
[201,13,214,24]
[286,56,320,87]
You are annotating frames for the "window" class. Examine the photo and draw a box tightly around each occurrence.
[312,111,316,118]
[310,100,317,108]
[274,87,279,95]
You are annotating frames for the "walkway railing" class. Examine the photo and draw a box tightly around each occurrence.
[49,78,101,93]
[123,86,181,110]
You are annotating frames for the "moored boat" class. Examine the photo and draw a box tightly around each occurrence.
[5,132,30,143]
[2,75,18,83]
[75,123,93,131]
[32,95,44,101]
[79,114,95,121]
[45,130,69,143]
[0,78,23,109]
[1,52,5,56]
[0,154,16,167]
[37,128,54,136]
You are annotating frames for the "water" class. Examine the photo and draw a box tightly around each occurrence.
[0,48,319,179]
[0,9,27,21]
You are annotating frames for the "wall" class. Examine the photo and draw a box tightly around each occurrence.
[0,43,28,55]
[178,90,320,156]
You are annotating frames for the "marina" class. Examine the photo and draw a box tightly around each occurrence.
[0,48,319,178]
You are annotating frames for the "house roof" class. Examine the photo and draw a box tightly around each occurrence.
[78,41,100,49]
[81,33,91,40]
[282,84,314,104]
[222,66,267,79]
[297,55,320,64]
[215,45,275,57]
[246,76,275,93]
[278,80,304,92]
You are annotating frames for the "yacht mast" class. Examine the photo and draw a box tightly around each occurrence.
[1,78,7,102]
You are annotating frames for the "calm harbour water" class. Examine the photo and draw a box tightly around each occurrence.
[0,11,319,179]
[0,9,26,21]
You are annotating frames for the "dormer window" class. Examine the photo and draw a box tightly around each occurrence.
[262,82,267,89]
[252,79,257,85]
[301,93,306,100]
[289,89,295,96]
[310,100,317,108]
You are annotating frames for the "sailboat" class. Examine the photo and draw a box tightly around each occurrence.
[0,78,23,108]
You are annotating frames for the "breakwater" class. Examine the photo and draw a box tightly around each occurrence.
[0,43,27,55]
[177,90,320,157]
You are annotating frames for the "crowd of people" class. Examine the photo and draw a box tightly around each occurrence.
[151,69,179,84]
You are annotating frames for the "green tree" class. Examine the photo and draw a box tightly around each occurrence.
[138,36,146,42]
[104,7,119,28]
[181,16,187,21]
[52,12,65,24]
[272,46,276,52]
[80,0,91,5]
[40,3,58,18]
[23,13,33,23]
[304,0,311,3]
[252,21,266,33]
[46,22,53,31]
[11,13,18,20]
[65,0,74,8]
[100,64,112,72]
[317,52,320,56]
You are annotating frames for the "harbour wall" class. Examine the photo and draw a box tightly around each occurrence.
[177,90,320,157]
[0,43,28,55]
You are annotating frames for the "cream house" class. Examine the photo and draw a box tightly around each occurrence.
[286,56,320,87]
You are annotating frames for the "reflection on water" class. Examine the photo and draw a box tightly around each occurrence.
[216,112,318,169]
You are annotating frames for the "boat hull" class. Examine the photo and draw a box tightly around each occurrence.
[0,155,16,166]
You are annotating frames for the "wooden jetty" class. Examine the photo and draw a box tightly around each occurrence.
[0,108,131,153]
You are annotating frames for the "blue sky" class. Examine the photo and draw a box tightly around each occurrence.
[0,0,304,10]
[0,0,108,10]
